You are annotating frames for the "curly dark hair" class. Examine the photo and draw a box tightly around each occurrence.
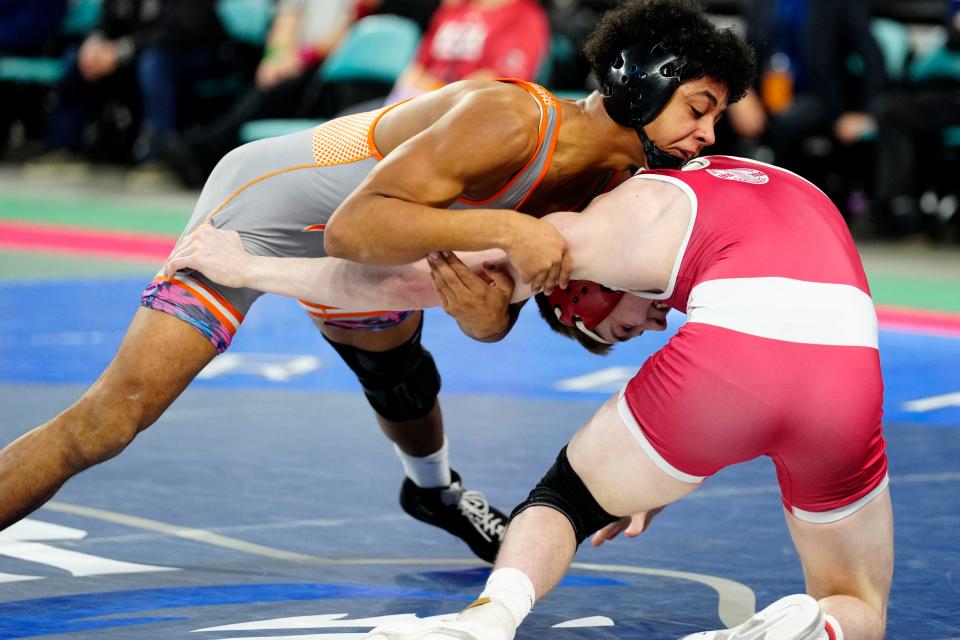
[584,0,756,103]
[534,293,613,356]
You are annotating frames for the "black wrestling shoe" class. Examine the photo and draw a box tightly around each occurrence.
[399,470,508,563]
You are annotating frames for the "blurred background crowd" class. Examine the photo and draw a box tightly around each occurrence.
[1,0,958,242]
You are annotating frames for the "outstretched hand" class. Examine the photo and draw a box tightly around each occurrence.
[428,251,515,341]
[590,506,665,548]
[162,223,252,289]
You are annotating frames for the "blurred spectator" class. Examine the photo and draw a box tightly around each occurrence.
[386,0,550,103]
[726,0,886,171]
[164,0,360,187]
[357,0,441,32]
[0,0,67,54]
[26,0,229,184]
[0,0,68,155]
[167,0,549,188]
[871,1,960,237]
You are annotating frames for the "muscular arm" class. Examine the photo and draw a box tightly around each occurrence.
[253,177,689,304]
[323,83,571,293]
[324,85,535,264]
[165,177,688,309]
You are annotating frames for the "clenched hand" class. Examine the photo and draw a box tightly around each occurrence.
[428,252,515,341]
[503,215,571,295]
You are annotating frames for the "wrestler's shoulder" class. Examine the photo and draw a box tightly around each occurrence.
[429,80,542,127]
[410,81,540,158]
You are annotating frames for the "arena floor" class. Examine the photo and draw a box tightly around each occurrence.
[0,169,958,640]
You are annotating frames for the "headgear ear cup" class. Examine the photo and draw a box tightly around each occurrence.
[601,43,687,169]
[547,280,625,344]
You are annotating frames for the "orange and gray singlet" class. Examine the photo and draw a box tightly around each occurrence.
[141,79,562,353]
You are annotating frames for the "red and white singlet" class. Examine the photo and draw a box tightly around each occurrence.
[620,156,887,523]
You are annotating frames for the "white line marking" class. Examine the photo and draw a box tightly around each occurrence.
[902,391,960,412]
[571,562,755,627]
[43,501,756,627]
[0,571,41,583]
[552,616,615,628]
[197,613,446,632]
[42,502,330,564]
[0,541,174,577]
[206,635,364,640]
[0,517,174,576]
[0,518,86,542]
[554,367,635,393]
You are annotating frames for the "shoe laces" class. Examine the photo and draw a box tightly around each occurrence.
[458,490,507,542]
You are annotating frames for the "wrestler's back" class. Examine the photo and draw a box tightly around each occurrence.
[646,156,871,313]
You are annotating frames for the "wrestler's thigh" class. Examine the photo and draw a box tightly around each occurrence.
[785,488,893,615]
[85,307,217,427]
[567,395,699,517]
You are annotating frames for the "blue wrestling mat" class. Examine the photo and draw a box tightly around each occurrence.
[2,277,959,426]
[0,276,958,639]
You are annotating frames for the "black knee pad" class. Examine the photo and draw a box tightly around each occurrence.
[323,320,441,422]
[511,446,618,546]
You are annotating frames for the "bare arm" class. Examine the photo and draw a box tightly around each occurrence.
[324,83,571,292]
[162,177,688,311]
[161,224,509,310]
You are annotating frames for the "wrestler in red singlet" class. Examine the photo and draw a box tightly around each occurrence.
[619,155,886,522]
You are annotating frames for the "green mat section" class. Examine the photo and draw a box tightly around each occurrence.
[0,194,190,236]
[0,250,158,281]
[1,191,957,316]
[868,274,960,314]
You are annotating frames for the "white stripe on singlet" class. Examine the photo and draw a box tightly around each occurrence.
[686,277,878,348]
[792,474,890,523]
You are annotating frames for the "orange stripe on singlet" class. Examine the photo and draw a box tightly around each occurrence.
[515,83,562,210]
[198,108,390,230]
[455,79,561,208]
[156,275,243,332]
[298,299,396,319]
[366,97,414,161]
[198,164,325,228]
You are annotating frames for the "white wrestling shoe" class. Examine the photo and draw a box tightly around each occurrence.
[366,598,516,640]
[680,594,825,640]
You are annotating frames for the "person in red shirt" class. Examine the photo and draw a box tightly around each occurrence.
[386,0,550,103]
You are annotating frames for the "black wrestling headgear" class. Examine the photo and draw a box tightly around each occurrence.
[602,42,686,169]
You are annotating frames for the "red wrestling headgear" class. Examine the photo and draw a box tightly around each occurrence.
[546,280,625,345]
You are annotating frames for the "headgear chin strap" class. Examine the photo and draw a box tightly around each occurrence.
[547,280,625,345]
[636,127,686,170]
[602,42,687,170]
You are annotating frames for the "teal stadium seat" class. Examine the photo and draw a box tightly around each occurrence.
[910,40,960,83]
[240,14,421,143]
[61,0,102,36]
[194,0,274,98]
[871,18,911,81]
[909,38,960,148]
[216,0,273,46]
[0,0,102,85]
[944,126,960,148]
[319,14,420,85]
[847,18,910,81]
[848,18,910,142]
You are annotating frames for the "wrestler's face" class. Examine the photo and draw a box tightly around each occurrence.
[641,76,729,164]
[593,296,669,343]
